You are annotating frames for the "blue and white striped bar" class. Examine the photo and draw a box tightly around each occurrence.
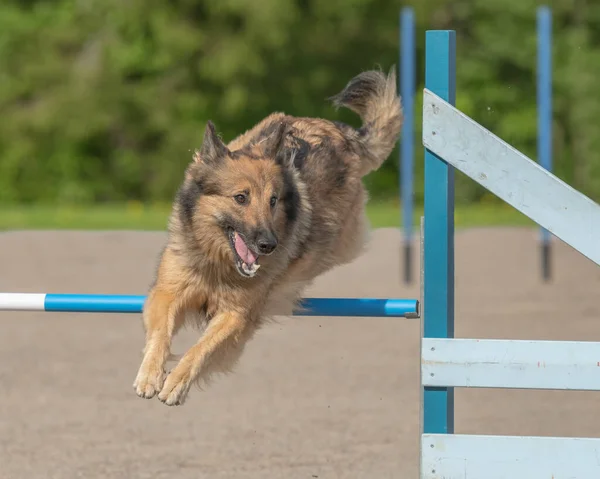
[0,293,419,318]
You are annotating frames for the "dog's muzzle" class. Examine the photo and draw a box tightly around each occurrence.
[255,230,278,255]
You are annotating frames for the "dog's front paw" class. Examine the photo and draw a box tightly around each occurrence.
[133,362,165,399]
[157,369,192,406]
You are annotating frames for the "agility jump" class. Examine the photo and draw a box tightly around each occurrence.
[420,30,600,478]
[1,26,599,478]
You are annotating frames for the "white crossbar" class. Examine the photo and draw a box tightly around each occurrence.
[422,89,600,266]
[421,433,600,479]
[422,338,600,391]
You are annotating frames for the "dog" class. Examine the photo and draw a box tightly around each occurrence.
[133,67,403,406]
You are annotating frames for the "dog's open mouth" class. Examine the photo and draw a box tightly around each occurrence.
[228,229,261,278]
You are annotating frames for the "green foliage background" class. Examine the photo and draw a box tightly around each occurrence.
[1,0,599,206]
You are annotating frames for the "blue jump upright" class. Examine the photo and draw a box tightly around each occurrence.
[537,5,553,281]
[400,6,416,285]
[422,29,456,436]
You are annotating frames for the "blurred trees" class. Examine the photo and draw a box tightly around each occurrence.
[0,0,599,205]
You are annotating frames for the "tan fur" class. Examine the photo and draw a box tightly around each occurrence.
[133,68,403,405]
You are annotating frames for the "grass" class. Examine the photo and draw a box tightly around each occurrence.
[0,199,536,231]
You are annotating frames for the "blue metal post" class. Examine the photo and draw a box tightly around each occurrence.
[423,30,456,435]
[400,7,415,284]
[537,6,553,282]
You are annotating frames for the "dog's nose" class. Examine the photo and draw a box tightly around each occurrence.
[256,231,277,254]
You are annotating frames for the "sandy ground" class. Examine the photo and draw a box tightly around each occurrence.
[0,227,599,479]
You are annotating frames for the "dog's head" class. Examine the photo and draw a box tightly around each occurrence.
[176,120,301,279]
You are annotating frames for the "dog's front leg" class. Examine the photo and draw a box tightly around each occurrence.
[157,311,248,406]
[133,288,184,399]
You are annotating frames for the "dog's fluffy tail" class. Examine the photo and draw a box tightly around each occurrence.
[330,67,403,176]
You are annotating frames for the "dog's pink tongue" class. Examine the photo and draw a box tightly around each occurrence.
[234,233,258,265]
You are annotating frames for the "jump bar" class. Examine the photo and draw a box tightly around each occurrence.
[0,293,419,318]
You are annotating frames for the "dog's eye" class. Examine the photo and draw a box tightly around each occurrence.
[270,196,278,208]
[234,194,247,205]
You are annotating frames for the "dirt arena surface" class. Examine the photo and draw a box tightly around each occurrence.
[1,227,599,478]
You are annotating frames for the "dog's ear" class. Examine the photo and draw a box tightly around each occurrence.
[194,120,229,165]
[261,122,288,161]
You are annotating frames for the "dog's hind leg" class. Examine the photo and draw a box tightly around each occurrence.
[133,288,185,399]
[157,311,251,406]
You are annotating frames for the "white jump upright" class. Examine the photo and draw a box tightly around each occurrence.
[420,30,600,479]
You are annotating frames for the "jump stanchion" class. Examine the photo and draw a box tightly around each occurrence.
[400,6,416,285]
[422,29,456,437]
[537,5,553,282]
[420,26,600,479]
[0,293,420,318]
